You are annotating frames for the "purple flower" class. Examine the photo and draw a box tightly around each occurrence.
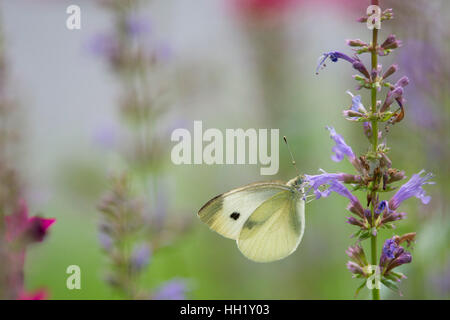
[347,261,365,277]
[305,170,364,217]
[346,39,368,47]
[344,91,367,119]
[304,170,345,198]
[98,232,113,251]
[389,170,434,211]
[316,51,370,78]
[380,236,413,274]
[92,121,118,150]
[316,51,354,74]
[395,76,410,88]
[130,243,152,272]
[382,239,399,259]
[86,33,119,59]
[346,244,368,266]
[153,279,188,300]
[125,16,151,37]
[381,34,403,50]
[326,127,356,163]
[375,200,387,216]
[347,91,366,113]
[382,64,398,80]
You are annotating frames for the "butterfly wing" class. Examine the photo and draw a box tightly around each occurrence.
[198,182,290,240]
[237,190,305,262]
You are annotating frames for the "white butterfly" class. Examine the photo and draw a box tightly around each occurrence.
[198,176,306,263]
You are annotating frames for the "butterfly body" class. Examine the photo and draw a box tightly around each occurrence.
[198,176,305,262]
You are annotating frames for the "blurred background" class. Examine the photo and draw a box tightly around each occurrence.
[0,0,448,299]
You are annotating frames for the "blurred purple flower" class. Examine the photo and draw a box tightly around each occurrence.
[388,170,434,211]
[125,16,151,37]
[92,121,118,150]
[155,42,173,62]
[86,33,118,59]
[130,244,152,272]
[98,231,113,251]
[153,279,188,300]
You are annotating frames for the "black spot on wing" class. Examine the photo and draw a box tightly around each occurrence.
[230,212,240,220]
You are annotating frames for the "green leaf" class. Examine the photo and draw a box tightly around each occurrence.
[351,229,363,239]
[354,280,367,298]
[359,231,371,241]
[380,112,395,122]
[381,223,395,229]
[381,279,403,296]
[390,271,406,281]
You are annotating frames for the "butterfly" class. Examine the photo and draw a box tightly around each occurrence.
[198,175,306,263]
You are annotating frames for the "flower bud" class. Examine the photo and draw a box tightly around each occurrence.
[382,64,398,80]
[346,39,368,47]
[381,34,402,50]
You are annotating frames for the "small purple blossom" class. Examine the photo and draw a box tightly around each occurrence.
[86,33,118,59]
[326,126,356,163]
[344,91,367,120]
[98,231,113,251]
[389,170,434,211]
[153,279,188,300]
[382,239,398,259]
[92,121,118,150]
[380,237,413,274]
[125,16,151,36]
[375,200,387,216]
[316,51,370,78]
[382,64,398,80]
[380,34,402,50]
[347,91,366,113]
[304,170,345,199]
[304,170,364,217]
[130,244,152,272]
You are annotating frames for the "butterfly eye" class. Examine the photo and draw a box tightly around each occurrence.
[230,212,240,220]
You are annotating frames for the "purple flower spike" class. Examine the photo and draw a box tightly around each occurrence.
[326,127,355,163]
[389,170,434,211]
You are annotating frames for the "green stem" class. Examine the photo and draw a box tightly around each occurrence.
[370,20,380,300]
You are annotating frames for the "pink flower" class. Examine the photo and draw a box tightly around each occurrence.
[4,200,56,244]
[18,289,48,300]
[231,0,303,18]
[231,0,360,18]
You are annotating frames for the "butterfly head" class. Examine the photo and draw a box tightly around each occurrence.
[287,175,306,191]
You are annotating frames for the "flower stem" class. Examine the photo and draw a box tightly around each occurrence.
[370,15,380,300]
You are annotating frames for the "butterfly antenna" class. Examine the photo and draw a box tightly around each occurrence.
[283,136,300,176]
